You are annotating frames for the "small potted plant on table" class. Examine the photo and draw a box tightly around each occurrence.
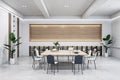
[53,41,60,51]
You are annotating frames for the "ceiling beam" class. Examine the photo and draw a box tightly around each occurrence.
[82,0,108,18]
[111,11,120,19]
[33,0,49,18]
[111,11,120,20]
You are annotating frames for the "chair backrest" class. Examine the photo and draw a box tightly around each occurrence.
[47,55,54,64]
[35,48,40,57]
[68,47,74,53]
[88,50,92,56]
[31,52,35,61]
[75,55,83,64]
[83,48,86,52]
[92,52,97,60]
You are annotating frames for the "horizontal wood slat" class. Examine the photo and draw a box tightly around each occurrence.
[30,24,102,41]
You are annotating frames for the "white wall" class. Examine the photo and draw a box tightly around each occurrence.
[0,7,9,65]
[0,0,23,65]
[111,18,120,59]
[0,6,21,65]
[20,19,112,57]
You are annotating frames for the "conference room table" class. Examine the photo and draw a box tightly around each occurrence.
[41,50,87,56]
[41,50,88,70]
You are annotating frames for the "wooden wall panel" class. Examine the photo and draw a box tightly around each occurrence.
[17,18,19,57]
[30,24,102,42]
[8,13,11,61]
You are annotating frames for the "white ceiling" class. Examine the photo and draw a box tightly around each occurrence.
[2,0,43,16]
[92,0,120,16]
[44,0,94,16]
[1,0,120,19]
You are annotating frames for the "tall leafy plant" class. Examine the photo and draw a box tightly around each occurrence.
[102,34,112,53]
[4,33,21,58]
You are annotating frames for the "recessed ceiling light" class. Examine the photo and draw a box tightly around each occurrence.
[64,0,71,8]
[22,5,27,8]
[64,5,70,8]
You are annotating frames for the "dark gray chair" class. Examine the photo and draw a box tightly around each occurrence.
[72,55,83,74]
[47,55,58,74]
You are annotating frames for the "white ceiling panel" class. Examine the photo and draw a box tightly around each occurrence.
[2,0,43,16]
[44,0,94,16]
[92,0,120,16]
[1,0,120,19]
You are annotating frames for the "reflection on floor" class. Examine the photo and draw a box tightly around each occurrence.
[0,56,120,80]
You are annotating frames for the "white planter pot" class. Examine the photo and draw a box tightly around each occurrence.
[105,53,109,57]
[10,58,15,64]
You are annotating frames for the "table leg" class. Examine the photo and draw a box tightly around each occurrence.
[68,56,69,62]
[57,56,58,61]
[44,56,46,70]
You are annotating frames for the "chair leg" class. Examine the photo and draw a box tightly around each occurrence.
[81,64,83,74]
[54,64,55,75]
[32,62,34,69]
[51,64,53,72]
[47,64,49,74]
[78,64,79,72]
[32,64,34,69]
[32,61,35,69]
[43,57,46,70]
[57,63,59,72]
[87,60,89,69]
[68,56,69,62]
[39,61,42,69]
[82,58,85,70]
[72,63,73,72]
[94,61,96,69]
[74,64,75,75]
[57,56,59,61]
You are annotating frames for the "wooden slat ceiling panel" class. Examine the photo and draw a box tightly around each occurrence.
[30,24,102,41]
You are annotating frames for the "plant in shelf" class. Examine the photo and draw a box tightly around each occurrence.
[4,32,21,64]
[101,34,112,57]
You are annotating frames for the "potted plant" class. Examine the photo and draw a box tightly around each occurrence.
[101,34,112,57]
[53,41,60,46]
[53,41,60,51]
[4,32,21,64]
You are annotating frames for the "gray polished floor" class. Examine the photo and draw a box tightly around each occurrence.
[0,56,120,80]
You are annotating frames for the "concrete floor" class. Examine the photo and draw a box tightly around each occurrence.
[0,56,120,80]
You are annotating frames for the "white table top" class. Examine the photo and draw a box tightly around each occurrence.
[41,50,87,56]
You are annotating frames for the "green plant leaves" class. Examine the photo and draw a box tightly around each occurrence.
[4,32,21,58]
[106,34,110,40]
[108,40,112,44]
[15,42,22,46]
[9,33,21,43]
[11,49,16,54]
[53,41,60,46]
[103,38,107,41]
[4,44,11,47]
[103,34,110,41]
[9,33,16,42]
[102,34,112,53]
